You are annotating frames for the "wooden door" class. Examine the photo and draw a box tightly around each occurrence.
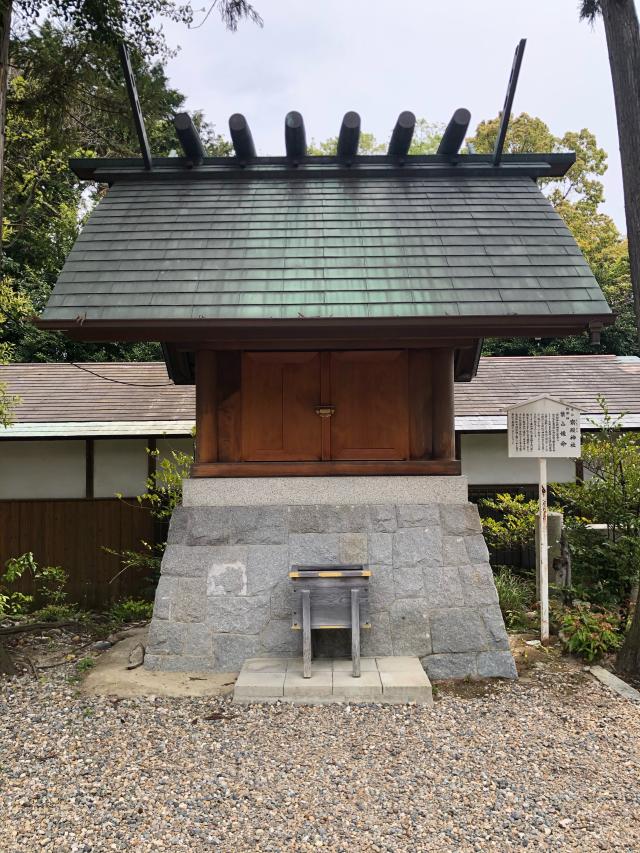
[241,352,322,461]
[330,351,409,460]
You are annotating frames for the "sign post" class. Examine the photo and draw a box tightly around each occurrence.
[538,457,548,641]
[506,396,581,643]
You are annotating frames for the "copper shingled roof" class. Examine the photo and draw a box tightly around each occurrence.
[0,355,638,429]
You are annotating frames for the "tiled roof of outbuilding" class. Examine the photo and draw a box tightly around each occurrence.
[2,356,638,437]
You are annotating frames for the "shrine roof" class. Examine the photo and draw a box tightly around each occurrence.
[37,157,612,338]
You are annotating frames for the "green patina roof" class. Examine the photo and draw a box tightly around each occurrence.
[39,171,611,326]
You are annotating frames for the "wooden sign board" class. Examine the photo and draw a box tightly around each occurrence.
[507,395,581,459]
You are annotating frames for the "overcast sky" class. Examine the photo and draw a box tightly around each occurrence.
[162,0,625,229]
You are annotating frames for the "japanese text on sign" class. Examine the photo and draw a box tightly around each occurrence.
[507,397,581,458]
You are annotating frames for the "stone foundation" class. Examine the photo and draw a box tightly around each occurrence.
[145,477,516,680]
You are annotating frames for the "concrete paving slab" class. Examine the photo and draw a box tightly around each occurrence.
[589,665,640,702]
[333,657,378,672]
[376,656,425,673]
[243,657,289,673]
[233,656,433,705]
[284,669,332,697]
[234,671,285,700]
[82,628,237,699]
[379,670,433,704]
[287,658,333,671]
[332,669,383,701]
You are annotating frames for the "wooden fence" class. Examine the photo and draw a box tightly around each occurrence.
[0,498,156,609]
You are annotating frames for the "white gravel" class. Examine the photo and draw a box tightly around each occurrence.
[1,659,639,852]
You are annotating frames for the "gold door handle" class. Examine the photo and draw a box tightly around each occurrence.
[314,406,335,418]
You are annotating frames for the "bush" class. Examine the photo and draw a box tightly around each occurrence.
[493,566,535,631]
[107,598,153,624]
[559,604,623,662]
[32,603,87,623]
[562,523,638,608]
[480,493,538,552]
[0,552,68,617]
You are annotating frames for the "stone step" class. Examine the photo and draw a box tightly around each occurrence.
[233,656,433,705]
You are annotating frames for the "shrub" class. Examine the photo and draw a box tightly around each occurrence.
[493,566,535,631]
[559,604,623,662]
[480,493,538,552]
[103,540,164,592]
[554,402,640,610]
[107,598,153,624]
[32,603,88,623]
[0,552,68,617]
[561,523,639,608]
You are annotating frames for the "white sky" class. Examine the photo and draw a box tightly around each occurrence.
[162,0,625,229]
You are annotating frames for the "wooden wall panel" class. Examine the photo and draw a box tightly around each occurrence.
[330,351,409,461]
[408,349,433,460]
[195,350,217,463]
[241,352,322,461]
[217,351,242,462]
[431,347,456,460]
[0,499,155,609]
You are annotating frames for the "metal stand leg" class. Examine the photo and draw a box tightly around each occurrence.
[351,588,361,678]
[302,589,312,678]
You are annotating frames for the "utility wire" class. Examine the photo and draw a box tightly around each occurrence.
[68,362,174,387]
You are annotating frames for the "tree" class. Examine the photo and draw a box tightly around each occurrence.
[1,25,231,362]
[553,403,640,676]
[0,275,30,424]
[0,0,261,247]
[308,119,443,156]
[580,0,640,347]
[469,113,636,357]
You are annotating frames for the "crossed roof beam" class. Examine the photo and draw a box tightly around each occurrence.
[118,39,528,173]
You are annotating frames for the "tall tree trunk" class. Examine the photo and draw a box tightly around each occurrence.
[0,3,10,239]
[600,0,640,346]
[617,582,640,676]
[600,0,640,677]
[0,1,11,252]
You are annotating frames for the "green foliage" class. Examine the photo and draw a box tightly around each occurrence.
[75,656,96,672]
[480,492,538,552]
[308,119,443,157]
[14,1,261,60]
[559,604,623,662]
[470,113,636,358]
[103,540,164,592]
[554,400,640,606]
[132,443,194,520]
[469,113,607,208]
[0,277,32,425]
[409,119,444,154]
[109,442,193,589]
[308,131,386,156]
[107,598,154,624]
[33,603,87,623]
[3,23,232,364]
[493,566,535,631]
[0,552,68,616]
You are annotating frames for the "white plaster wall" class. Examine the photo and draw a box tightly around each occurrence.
[0,440,86,499]
[156,437,194,463]
[94,439,149,498]
[460,432,576,486]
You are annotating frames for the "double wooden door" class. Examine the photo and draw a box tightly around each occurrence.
[241,351,409,462]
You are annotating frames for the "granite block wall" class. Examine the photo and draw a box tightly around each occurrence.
[145,493,516,680]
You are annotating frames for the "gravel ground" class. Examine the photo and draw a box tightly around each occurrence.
[1,653,639,852]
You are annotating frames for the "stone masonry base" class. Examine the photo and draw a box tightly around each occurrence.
[145,477,517,681]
